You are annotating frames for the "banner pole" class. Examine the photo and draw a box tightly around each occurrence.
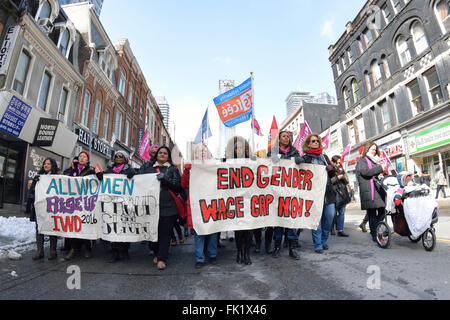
[250,72,256,155]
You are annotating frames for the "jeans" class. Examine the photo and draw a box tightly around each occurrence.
[436,185,447,199]
[312,203,335,251]
[367,208,386,239]
[273,227,298,242]
[336,206,346,231]
[194,232,218,263]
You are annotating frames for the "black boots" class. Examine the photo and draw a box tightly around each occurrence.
[236,249,243,264]
[32,235,44,261]
[288,240,300,260]
[272,240,282,258]
[109,249,120,263]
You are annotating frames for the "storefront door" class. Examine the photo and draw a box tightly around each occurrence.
[0,133,26,207]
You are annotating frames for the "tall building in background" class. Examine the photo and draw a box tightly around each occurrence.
[314,92,336,105]
[155,96,170,130]
[285,91,315,117]
[59,0,104,16]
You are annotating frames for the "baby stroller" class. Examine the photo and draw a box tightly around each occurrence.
[375,174,438,251]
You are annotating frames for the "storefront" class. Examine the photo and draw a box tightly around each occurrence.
[74,126,112,170]
[408,121,450,188]
[0,91,78,207]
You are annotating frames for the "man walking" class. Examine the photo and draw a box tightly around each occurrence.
[435,168,447,199]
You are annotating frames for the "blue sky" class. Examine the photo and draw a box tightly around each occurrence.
[101,0,367,156]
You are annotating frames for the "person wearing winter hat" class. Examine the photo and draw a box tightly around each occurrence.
[99,150,136,262]
[64,150,98,261]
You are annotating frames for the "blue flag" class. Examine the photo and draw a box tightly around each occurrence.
[194,108,212,144]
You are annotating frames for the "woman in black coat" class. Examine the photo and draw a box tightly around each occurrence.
[98,150,135,262]
[355,142,388,242]
[138,146,182,270]
[266,131,302,259]
[64,150,99,260]
[27,158,60,260]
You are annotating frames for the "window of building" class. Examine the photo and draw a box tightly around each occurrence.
[347,121,357,144]
[81,91,90,127]
[435,0,450,33]
[406,79,423,114]
[58,87,68,117]
[382,3,393,24]
[92,100,101,134]
[396,36,411,66]
[355,115,366,143]
[371,106,381,136]
[336,60,342,76]
[381,55,391,79]
[330,130,338,149]
[128,83,133,106]
[125,120,130,144]
[364,71,372,93]
[341,54,347,70]
[12,50,31,95]
[352,79,359,104]
[371,60,382,87]
[363,28,374,47]
[102,110,109,140]
[379,99,391,131]
[38,1,51,20]
[389,93,400,125]
[391,0,403,14]
[114,111,122,141]
[37,71,52,111]
[411,21,428,55]
[343,87,350,109]
[424,67,444,106]
[357,36,365,54]
[119,70,126,95]
[346,47,353,64]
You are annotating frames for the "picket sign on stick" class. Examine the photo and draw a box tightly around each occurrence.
[34,174,160,242]
[189,158,328,236]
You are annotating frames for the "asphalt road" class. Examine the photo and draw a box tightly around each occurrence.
[1,208,449,301]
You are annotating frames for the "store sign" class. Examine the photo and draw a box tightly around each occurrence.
[408,121,450,155]
[33,118,59,147]
[26,147,63,180]
[379,139,404,159]
[75,127,112,158]
[0,95,32,137]
[0,25,20,75]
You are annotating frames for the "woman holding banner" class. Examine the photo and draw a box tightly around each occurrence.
[300,134,337,254]
[267,131,302,260]
[27,158,60,260]
[225,136,255,265]
[97,150,135,262]
[64,150,99,261]
[355,142,388,243]
[138,146,182,270]
[182,144,218,268]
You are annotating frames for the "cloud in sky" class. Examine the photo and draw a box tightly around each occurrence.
[321,19,335,41]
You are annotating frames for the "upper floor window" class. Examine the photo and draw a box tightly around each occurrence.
[363,28,375,47]
[424,67,444,106]
[435,0,450,33]
[37,71,52,111]
[381,55,391,79]
[379,99,392,131]
[13,50,31,95]
[343,87,350,109]
[92,100,101,134]
[128,83,133,106]
[38,1,51,20]
[406,79,423,115]
[364,71,372,93]
[81,91,91,127]
[371,60,382,87]
[336,60,342,76]
[114,111,123,141]
[102,110,109,140]
[382,3,393,24]
[346,47,353,65]
[341,54,347,70]
[396,36,411,67]
[391,0,403,14]
[351,79,359,104]
[58,87,69,118]
[59,29,70,57]
[411,21,428,55]
[119,70,126,95]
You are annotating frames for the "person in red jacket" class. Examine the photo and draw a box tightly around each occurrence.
[182,144,218,269]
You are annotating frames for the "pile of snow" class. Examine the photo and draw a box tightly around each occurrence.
[0,216,36,259]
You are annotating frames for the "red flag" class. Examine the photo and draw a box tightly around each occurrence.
[138,128,151,161]
[267,116,278,152]
[341,142,352,164]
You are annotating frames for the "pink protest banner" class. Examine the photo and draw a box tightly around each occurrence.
[293,122,312,156]
[138,128,150,161]
[322,129,331,150]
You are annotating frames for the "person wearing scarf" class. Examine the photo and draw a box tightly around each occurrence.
[267,131,302,260]
[99,150,135,262]
[356,142,388,243]
[64,150,97,261]
[138,146,182,270]
[300,134,337,254]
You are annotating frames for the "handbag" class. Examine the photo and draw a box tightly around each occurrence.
[156,166,186,218]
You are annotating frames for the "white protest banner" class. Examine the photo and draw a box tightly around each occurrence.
[190,159,327,235]
[34,174,160,242]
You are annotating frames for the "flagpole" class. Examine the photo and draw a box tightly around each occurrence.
[250,72,256,155]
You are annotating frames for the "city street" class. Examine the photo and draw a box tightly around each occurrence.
[1,208,449,301]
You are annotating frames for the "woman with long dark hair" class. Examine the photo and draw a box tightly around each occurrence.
[27,158,60,260]
[266,131,302,259]
[138,146,182,270]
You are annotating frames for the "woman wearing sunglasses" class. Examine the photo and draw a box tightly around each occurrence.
[101,150,136,262]
[301,134,337,254]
